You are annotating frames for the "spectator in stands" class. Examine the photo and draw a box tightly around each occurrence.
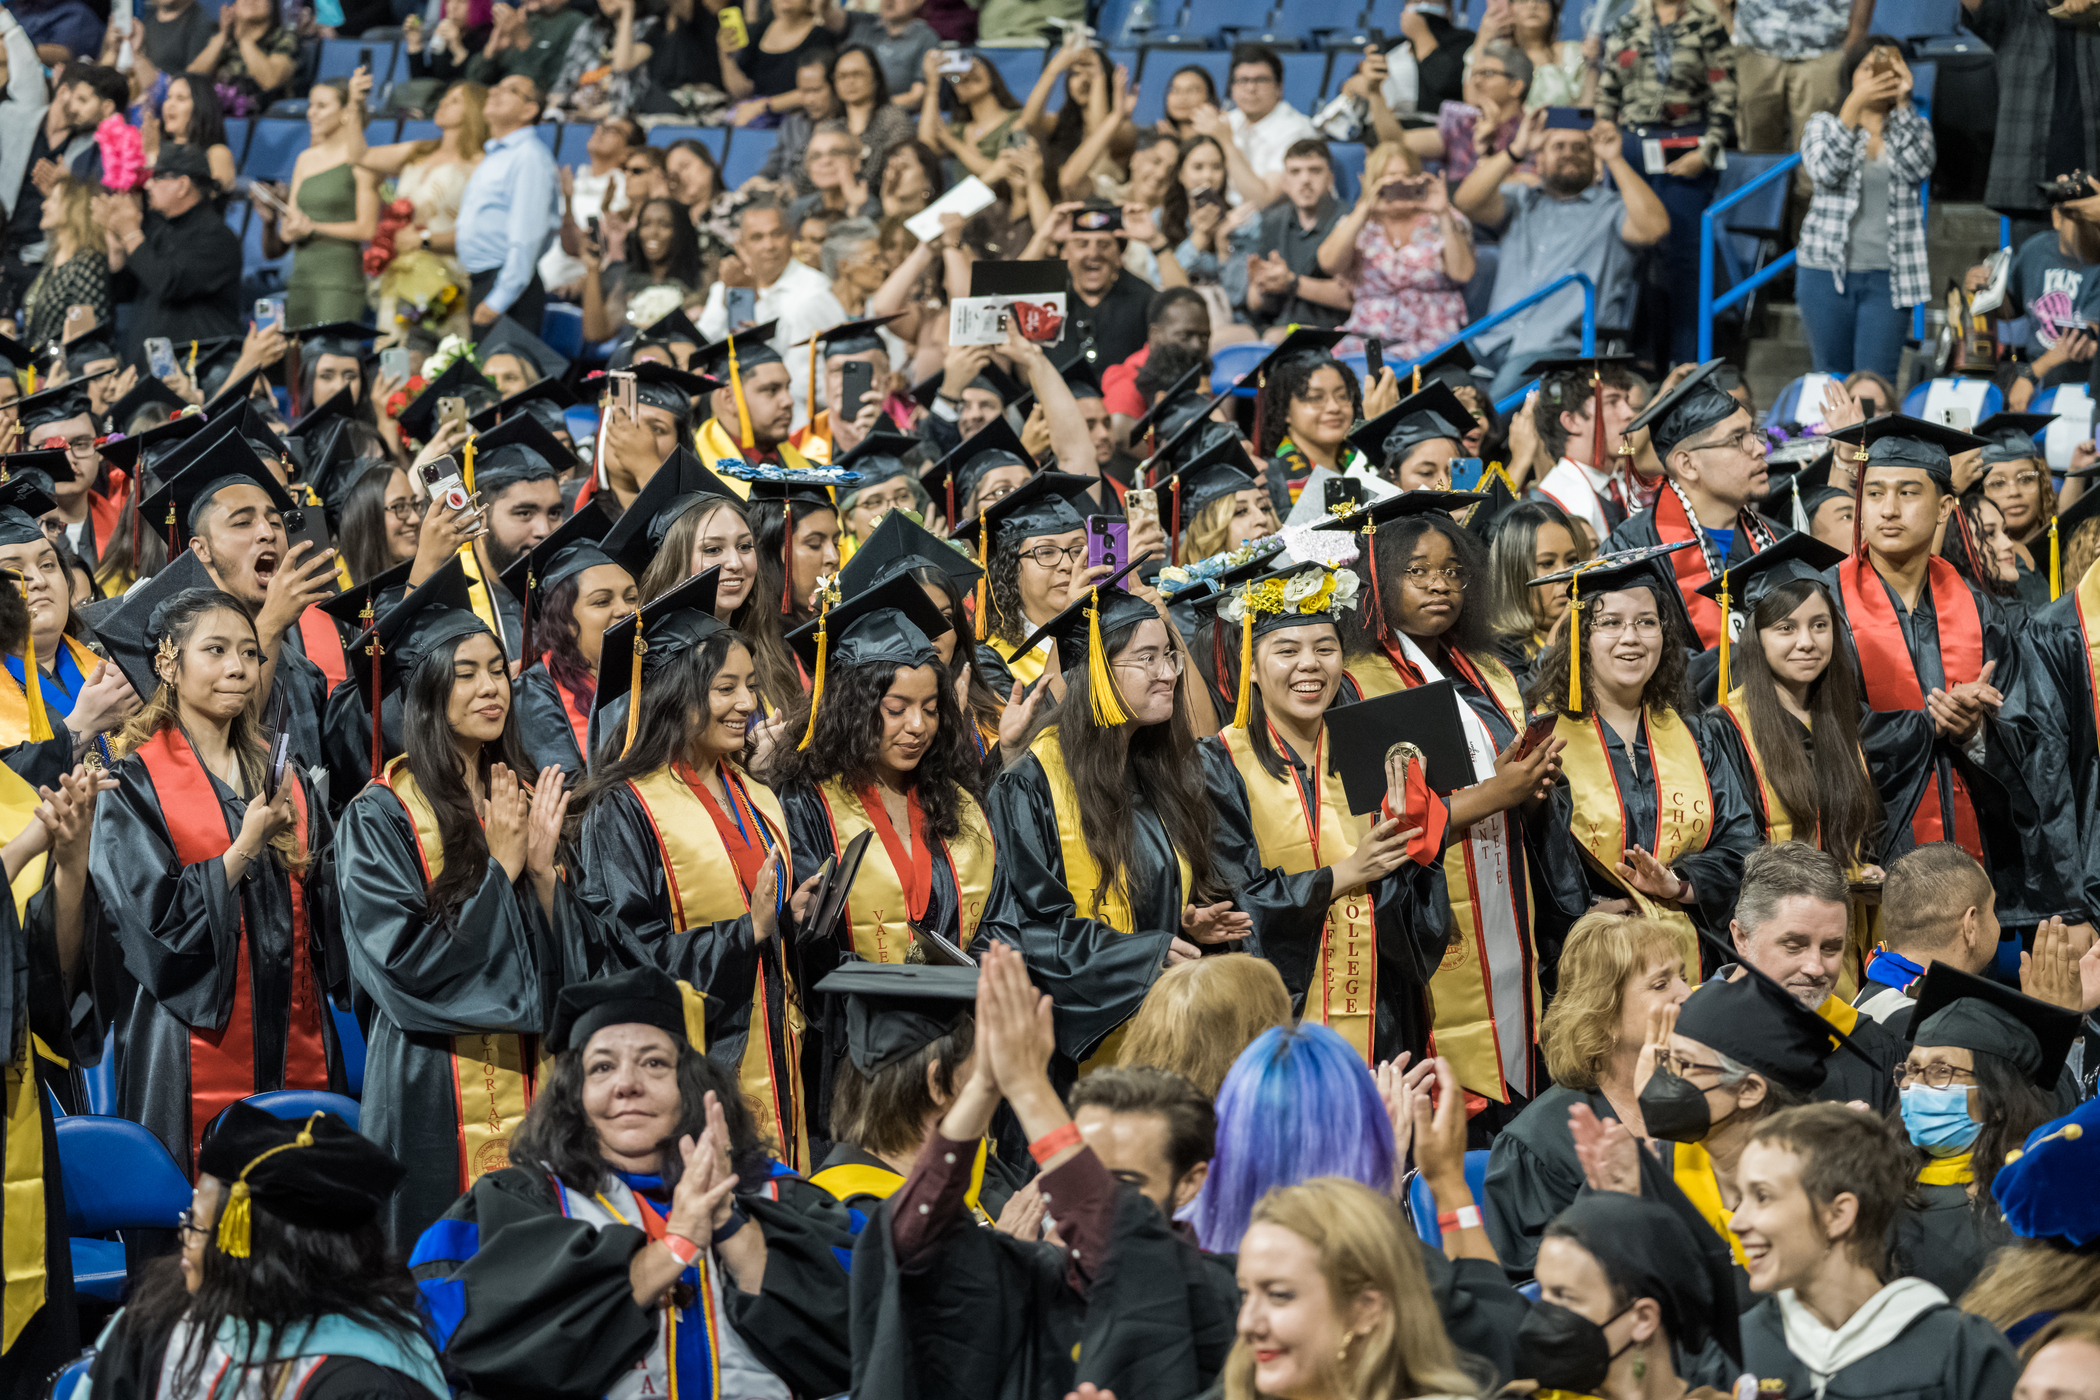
[830,45,913,183]
[663,137,733,232]
[878,138,942,217]
[1158,64,1218,142]
[1020,44,1135,201]
[458,74,561,330]
[1969,178,2100,393]
[467,0,587,100]
[20,176,108,348]
[975,0,1080,45]
[821,217,886,317]
[1796,39,1933,381]
[915,47,1025,171]
[788,124,878,228]
[695,195,846,414]
[1475,0,1595,110]
[1396,42,1532,187]
[1100,286,1211,423]
[364,83,486,339]
[719,0,848,123]
[14,0,100,67]
[94,144,242,357]
[542,113,631,295]
[186,0,298,114]
[1963,0,2100,230]
[602,0,723,119]
[1078,235,1190,394]
[1844,367,1895,416]
[1160,136,1263,340]
[1214,44,1317,207]
[744,57,834,184]
[1456,110,1669,398]
[0,11,51,282]
[1732,0,1869,161]
[136,0,217,83]
[142,74,237,196]
[405,0,490,85]
[1594,0,1737,370]
[1114,953,1292,1099]
[266,77,382,326]
[846,0,938,109]
[1320,143,1473,361]
[58,64,126,187]
[1385,0,1477,116]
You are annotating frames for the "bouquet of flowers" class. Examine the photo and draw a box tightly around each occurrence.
[96,117,145,192]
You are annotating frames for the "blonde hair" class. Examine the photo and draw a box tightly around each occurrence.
[2067,517,2100,588]
[1183,493,1238,562]
[45,176,100,260]
[1117,953,1291,1098]
[1223,1179,1477,1400]
[410,82,489,161]
[1962,1242,2100,1335]
[1539,914,1686,1090]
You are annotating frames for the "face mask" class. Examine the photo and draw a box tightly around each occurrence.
[1513,1299,1632,1396]
[1638,1068,1723,1144]
[1900,1083,1982,1155]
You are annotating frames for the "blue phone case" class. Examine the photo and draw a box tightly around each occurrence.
[1449,457,1485,492]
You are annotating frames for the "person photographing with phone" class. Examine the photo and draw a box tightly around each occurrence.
[1317,145,1474,362]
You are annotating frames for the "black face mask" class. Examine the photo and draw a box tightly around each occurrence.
[1513,1299,1632,1396]
[1638,1068,1718,1144]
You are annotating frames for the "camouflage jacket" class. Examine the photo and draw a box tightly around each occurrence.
[1594,0,1739,158]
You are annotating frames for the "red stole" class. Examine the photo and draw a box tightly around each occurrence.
[1654,489,1752,648]
[679,762,775,897]
[1837,554,1985,857]
[297,606,348,690]
[557,672,592,760]
[858,786,933,920]
[136,728,327,1157]
[87,489,123,557]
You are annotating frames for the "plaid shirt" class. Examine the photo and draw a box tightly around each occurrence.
[1594,0,1739,160]
[1797,104,1935,307]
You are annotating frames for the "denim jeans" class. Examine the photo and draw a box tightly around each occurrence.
[1796,265,1910,380]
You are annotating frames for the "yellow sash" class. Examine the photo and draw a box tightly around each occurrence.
[1557,707,1711,981]
[0,634,105,748]
[1815,993,1860,1036]
[626,766,808,1171]
[1671,1140,1750,1266]
[812,779,996,963]
[1918,1150,1974,1187]
[4,756,55,1349]
[1719,690,1796,843]
[1218,725,1378,1062]
[1004,643,1049,691]
[1028,728,1191,1074]
[810,1138,993,1223]
[381,758,535,1194]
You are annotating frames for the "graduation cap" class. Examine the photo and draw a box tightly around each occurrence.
[1310,487,1486,536]
[468,376,581,435]
[1676,959,1855,1095]
[88,549,216,700]
[1460,465,1521,543]
[633,306,708,356]
[0,329,33,375]
[280,380,359,444]
[140,436,297,545]
[293,420,368,516]
[547,965,696,1055]
[197,1101,405,1251]
[1525,351,1641,387]
[812,961,979,1075]
[1824,413,1988,492]
[1990,1094,2100,1247]
[315,559,412,635]
[105,376,191,434]
[343,556,494,715]
[1005,351,1107,420]
[922,416,1038,530]
[1623,359,1746,460]
[693,323,785,381]
[834,430,924,495]
[594,568,733,755]
[1971,411,2056,470]
[16,376,103,436]
[1527,541,1699,715]
[0,476,57,548]
[1529,353,1642,464]
[1261,326,1351,369]
[1692,532,1848,696]
[1345,382,1477,473]
[836,506,983,597]
[396,357,499,444]
[1006,554,1159,725]
[1206,563,1363,727]
[1395,338,1477,391]
[475,314,572,386]
[1909,961,2081,1090]
[784,569,953,748]
[627,359,720,420]
[469,409,577,496]
[1323,680,1477,808]
[1123,358,1209,447]
[204,365,272,415]
[799,313,901,366]
[153,401,295,486]
[94,409,211,476]
[599,447,741,578]
[1157,425,1257,562]
[291,318,378,357]
[61,327,120,377]
[497,499,620,655]
[950,466,1090,553]
[0,447,73,494]
[180,335,248,398]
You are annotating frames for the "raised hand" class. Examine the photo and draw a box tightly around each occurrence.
[1614,844,1686,903]
[1569,1101,1641,1194]
[1182,900,1251,945]
[524,765,570,881]
[484,763,530,882]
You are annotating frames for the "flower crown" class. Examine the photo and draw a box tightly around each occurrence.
[1219,566,1360,625]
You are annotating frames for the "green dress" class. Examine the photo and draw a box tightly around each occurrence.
[287,161,368,326]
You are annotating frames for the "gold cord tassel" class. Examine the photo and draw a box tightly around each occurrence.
[973,530,989,641]
[216,1113,320,1258]
[2051,515,2062,600]
[727,336,755,450]
[807,337,819,430]
[1716,575,1731,699]
[797,612,829,751]
[23,627,51,743]
[1568,577,1583,717]
[1231,606,1255,730]
[1411,365,1420,393]
[1085,589,1130,727]
[621,635,649,757]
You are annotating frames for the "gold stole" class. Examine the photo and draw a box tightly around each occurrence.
[1218,725,1378,1062]
[812,779,996,964]
[0,635,105,747]
[1028,728,1191,1074]
[1,754,47,1350]
[625,767,808,1172]
[2074,559,2100,748]
[695,420,755,497]
[809,1138,995,1224]
[1004,643,1049,690]
[1719,691,1796,844]
[1671,1141,1751,1266]
[1557,707,1710,982]
[1345,653,1539,1102]
[381,759,536,1195]
[1918,1150,1974,1187]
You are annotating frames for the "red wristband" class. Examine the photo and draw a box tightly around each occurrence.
[1028,1121,1083,1165]
[1436,1205,1481,1233]
[661,1232,702,1266]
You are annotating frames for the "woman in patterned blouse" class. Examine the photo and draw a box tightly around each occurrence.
[21,175,109,350]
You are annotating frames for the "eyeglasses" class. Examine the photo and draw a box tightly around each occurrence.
[1657,1051,1730,1079]
[1895,1061,1978,1089]
[1020,543,1086,568]
[176,1209,209,1242]
[1402,565,1467,589]
[1231,72,1279,87]
[1112,647,1184,678]
[49,434,97,455]
[978,481,1019,507]
[1472,66,1511,79]
[1686,426,1763,457]
[1591,616,1663,636]
[1984,471,2044,492]
[385,500,421,523]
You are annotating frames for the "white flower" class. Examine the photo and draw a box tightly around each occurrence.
[627,284,685,328]
[1281,569,1323,603]
[419,334,477,381]
[1331,570,1361,606]
[1220,595,1246,624]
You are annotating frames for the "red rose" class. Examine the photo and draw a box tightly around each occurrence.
[1618,49,1636,68]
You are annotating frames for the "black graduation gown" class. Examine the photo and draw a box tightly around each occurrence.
[332,781,603,1250]
[85,1311,440,1400]
[1738,1292,2018,1400]
[976,753,1186,1081]
[1481,1083,1616,1279]
[410,1162,857,1400]
[511,664,587,780]
[1819,562,2074,926]
[2,729,78,796]
[267,631,334,791]
[1196,739,1453,1067]
[2004,591,2100,923]
[1416,1243,1532,1389]
[88,752,348,1175]
[1894,1182,2009,1302]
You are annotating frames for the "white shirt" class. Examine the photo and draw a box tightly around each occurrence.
[1533,456,1625,543]
[697,258,848,430]
[1226,101,1320,179]
[539,164,626,290]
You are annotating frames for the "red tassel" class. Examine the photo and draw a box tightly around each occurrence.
[780,502,795,613]
[1169,478,1182,567]
[945,477,956,531]
[1366,524,1385,641]
[1211,620,1230,706]
[1252,374,1266,456]
[362,598,383,782]
[1590,373,1607,470]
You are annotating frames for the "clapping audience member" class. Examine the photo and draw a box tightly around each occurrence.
[719,0,849,126]
[1246,139,1351,336]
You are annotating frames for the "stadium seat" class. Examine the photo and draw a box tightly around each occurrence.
[1901,376,2004,423]
[331,1001,367,1097]
[242,1089,363,1130]
[396,119,441,146]
[1134,51,1231,125]
[2034,384,2095,474]
[556,122,595,165]
[1405,1149,1491,1248]
[222,116,254,167]
[240,118,310,183]
[1328,140,1367,205]
[566,404,602,445]
[533,121,560,152]
[1872,0,1962,39]
[1098,0,1153,46]
[648,124,729,159]
[1278,51,1330,114]
[316,37,397,82]
[48,1355,90,1400]
[1105,47,1144,89]
[721,127,781,188]
[541,302,586,362]
[1211,340,1273,395]
[982,46,1047,101]
[55,1116,192,1303]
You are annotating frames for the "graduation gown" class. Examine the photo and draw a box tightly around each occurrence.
[409,1161,856,1400]
[1481,1083,1617,1278]
[1,632,116,782]
[1198,726,1452,1068]
[977,728,1193,1081]
[2003,567,2100,924]
[512,663,588,780]
[333,757,602,1249]
[85,1309,448,1400]
[1737,1287,2018,1400]
[1894,1167,2008,1303]
[576,764,810,1172]
[1604,498,1788,649]
[89,728,346,1175]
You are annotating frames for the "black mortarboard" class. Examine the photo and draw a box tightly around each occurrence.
[292,319,379,361]
[1396,338,1477,388]
[151,403,294,490]
[197,1101,404,1237]
[923,417,1038,526]
[16,377,102,436]
[1528,542,1700,710]
[785,569,950,676]
[1144,382,1241,472]
[1826,413,1989,491]
[952,468,1092,552]
[1157,428,1258,519]
[813,961,979,1075]
[315,559,412,632]
[62,328,119,376]
[396,357,499,443]
[203,366,269,414]
[1058,355,1104,403]
[965,362,1028,410]
[1123,359,1208,447]
[1991,1096,2100,1247]
[738,466,844,516]
[1322,680,1476,807]
[1260,326,1350,371]
[1311,488,1487,534]
[1972,412,2056,470]
[468,376,580,434]
[94,409,210,475]
[2054,473,2100,545]
[106,377,190,434]
[281,382,357,442]
[89,550,217,701]
[1910,961,2081,1090]
[1693,531,1848,612]
[345,556,494,708]
[0,329,32,373]
[547,966,691,1054]
[835,430,923,493]
[295,421,366,514]
[1677,962,1851,1094]
[800,314,901,363]
[628,359,720,418]
[1624,359,1746,459]
[633,306,708,355]
[599,447,740,574]
[837,507,983,596]
[469,411,576,495]
[475,314,572,384]
[692,323,784,377]
[1525,351,1641,382]
[0,474,59,529]
[1545,1194,1724,1357]
[592,567,731,717]
[1346,382,1476,470]
[0,447,73,491]
[142,439,296,539]
[499,500,620,616]
[907,370,945,413]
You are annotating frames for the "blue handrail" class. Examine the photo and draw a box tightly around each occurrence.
[1697,152,1802,362]
[1385,270,1596,418]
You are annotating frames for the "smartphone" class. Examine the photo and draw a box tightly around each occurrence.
[1448,456,1485,492]
[1085,514,1127,574]
[1365,337,1384,385]
[1324,477,1366,514]
[380,346,411,381]
[1544,105,1596,130]
[1124,486,1159,535]
[253,298,284,332]
[438,396,468,436]
[608,369,637,420]
[269,732,294,792]
[145,336,176,380]
[281,505,338,594]
[419,454,473,513]
[357,47,374,78]
[839,359,876,423]
[1512,710,1560,760]
[1939,406,1974,431]
[725,286,758,330]
[718,4,748,48]
[938,49,974,78]
[1192,185,1226,210]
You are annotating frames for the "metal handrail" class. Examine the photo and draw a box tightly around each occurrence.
[1386,270,1597,418]
[1697,152,1802,362]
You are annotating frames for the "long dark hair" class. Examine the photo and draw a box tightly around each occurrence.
[1944,495,2018,599]
[573,630,744,810]
[637,497,803,722]
[337,464,401,585]
[985,523,1029,646]
[534,571,597,717]
[749,499,836,633]
[93,481,170,594]
[664,137,722,207]
[830,42,894,108]
[1042,46,1111,191]
[1255,353,1362,458]
[1524,583,1693,716]
[1731,577,1882,864]
[626,196,706,292]
[166,73,229,151]
[120,1212,421,1400]
[917,564,1006,735]
[1159,134,1226,249]
[513,1039,771,1194]
[764,657,984,838]
[1337,513,1495,659]
[1202,617,1346,783]
[402,631,535,925]
[1049,617,1227,917]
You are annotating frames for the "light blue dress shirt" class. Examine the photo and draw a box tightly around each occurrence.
[456,126,559,315]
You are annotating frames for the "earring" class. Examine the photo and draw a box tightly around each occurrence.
[1632,1356,1647,1382]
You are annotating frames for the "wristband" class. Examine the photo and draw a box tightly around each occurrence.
[661,1232,702,1266]
[1028,1121,1083,1165]
[711,1209,748,1245]
[1437,1205,1482,1232]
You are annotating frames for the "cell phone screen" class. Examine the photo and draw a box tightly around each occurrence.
[840,360,876,421]
[270,733,293,791]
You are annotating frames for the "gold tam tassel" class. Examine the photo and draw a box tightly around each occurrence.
[1230,606,1255,729]
[727,336,755,450]
[621,635,648,757]
[1567,576,1583,717]
[797,608,830,751]
[973,530,989,641]
[675,979,708,1051]
[216,1113,320,1258]
[1411,365,1420,393]
[1085,589,1130,727]
[462,434,477,492]
[23,628,51,743]
[2051,515,2062,600]
[1716,573,1731,699]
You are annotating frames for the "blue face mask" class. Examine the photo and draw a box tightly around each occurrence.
[1900,1083,1982,1155]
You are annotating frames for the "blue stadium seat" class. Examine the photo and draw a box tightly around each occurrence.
[555,122,595,165]
[541,302,586,362]
[566,404,602,444]
[648,124,729,159]
[56,1116,192,1303]
[982,47,1047,101]
[1872,0,1961,38]
[1151,0,1272,43]
[1211,340,1273,394]
[1098,0,1153,46]
[396,119,441,145]
[240,118,310,182]
[315,37,372,81]
[1715,151,1792,235]
[331,1002,366,1097]
[222,116,254,166]
[721,127,780,188]
[533,121,560,152]
[242,1089,363,1130]
[1405,1149,1491,1248]
[1328,141,1366,205]
[48,1354,91,1400]
[1909,60,1937,117]
[1279,51,1330,113]
[1134,50,1232,124]
[1562,0,1596,39]
[1901,376,2004,423]
[363,119,402,145]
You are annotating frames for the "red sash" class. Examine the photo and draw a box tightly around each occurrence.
[1653,489,1767,649]
[87,489,123,556]
[1836,555,1984,856]
[297,607,347,690]
[858,786,933,920]
[558,673,591,760]
[136,728,326,1157]
[679,762,775,897]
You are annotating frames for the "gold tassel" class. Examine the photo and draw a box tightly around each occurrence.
[1085,589,1129,727]
[1716,574,1731,699]
[2051,515,2062,600]
[23,628,51,743]
[1411,365,1420,393]
[1567,576,1583,717]
[216,1113,320,1258]
[807,337,819,432]
[621,635,649,757]
[973,530,989,641]
[1231,606,1255,729]
[675,979,708,1052]
[797,611,829,751]
[461,434,477,493]
[727,336,755,450]
[187,340,197,378]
